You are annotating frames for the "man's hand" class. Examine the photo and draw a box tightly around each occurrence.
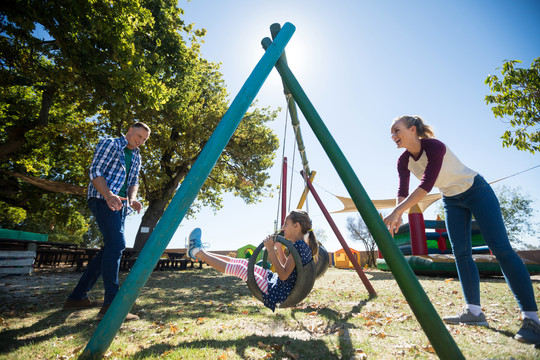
[129,199,143,214]
[105,195,127,211]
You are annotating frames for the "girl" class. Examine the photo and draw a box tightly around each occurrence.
[187,209,318,312]
[383,115,539,345]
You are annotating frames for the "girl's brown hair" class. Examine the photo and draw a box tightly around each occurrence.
[393,115,435,139]
[287,209,319,259]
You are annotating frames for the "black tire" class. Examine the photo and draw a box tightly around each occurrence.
[247,235,316,308]
[315,244,330,280]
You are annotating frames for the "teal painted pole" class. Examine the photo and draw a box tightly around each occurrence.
[261,36,464,360]
[79,22,296,360]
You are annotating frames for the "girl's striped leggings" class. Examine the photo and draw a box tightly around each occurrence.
[225,258,269,294]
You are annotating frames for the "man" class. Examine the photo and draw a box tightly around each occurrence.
[63,122,151,321]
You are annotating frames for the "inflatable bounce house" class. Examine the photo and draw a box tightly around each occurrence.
[376,215,540,276]
[335,193,540,276]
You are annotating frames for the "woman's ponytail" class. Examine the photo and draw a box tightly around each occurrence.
[393,115,435,139]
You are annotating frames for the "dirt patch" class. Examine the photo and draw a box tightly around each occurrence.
[242,321,314,341]
[0,266,85,312]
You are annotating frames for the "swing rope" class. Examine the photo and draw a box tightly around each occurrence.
[288,129,296,213]
[275,98,290,232]
[488,164,540,185]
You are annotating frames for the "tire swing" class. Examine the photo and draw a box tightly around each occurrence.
[315,244,330,280]
[246,235,316,308]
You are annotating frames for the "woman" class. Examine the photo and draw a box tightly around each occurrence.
[384,115,539,344]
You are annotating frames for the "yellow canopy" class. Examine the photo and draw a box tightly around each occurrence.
[331,175,517,214]
[332,193,442,214]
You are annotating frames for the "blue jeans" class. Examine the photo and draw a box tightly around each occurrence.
[443,175,537,311]
[68,197,127,306]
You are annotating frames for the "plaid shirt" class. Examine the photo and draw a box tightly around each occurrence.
[87,136,142,200]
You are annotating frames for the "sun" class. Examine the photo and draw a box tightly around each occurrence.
[280,33,312,78]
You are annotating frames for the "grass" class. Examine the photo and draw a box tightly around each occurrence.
[0,265,539,359]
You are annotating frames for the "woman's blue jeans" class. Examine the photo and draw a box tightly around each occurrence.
[68,197,126,306]
[443,175,537,311]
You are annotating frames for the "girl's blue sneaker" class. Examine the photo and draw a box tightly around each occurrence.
[187,228,203,260]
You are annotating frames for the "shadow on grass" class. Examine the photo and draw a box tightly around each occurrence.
[137,268,258,319]
[0,267,253,355]
[0,308,95,354]
[129,334,339,359]
[482,324,519,340]
[288,293,377,358]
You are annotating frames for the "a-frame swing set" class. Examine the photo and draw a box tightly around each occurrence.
[268,20,376,296]
[80,22,465,360]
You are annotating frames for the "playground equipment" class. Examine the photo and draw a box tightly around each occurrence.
[247,235,316,308]
[385,218,485,255]
[236,244,256,259]
[335,171,540,276]
[80,23,464,360]
[376,219,540,276]
[315,244,330,279]
[299,169,375,294]
[247,22,373,303]
[334,247,362,269]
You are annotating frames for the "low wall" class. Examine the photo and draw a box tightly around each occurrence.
[517,250,540,264]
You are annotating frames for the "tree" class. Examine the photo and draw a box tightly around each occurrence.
[485,58,540,153]
[133,101,279,250]
[346,216,377,267]
[494,185,538,249]
[0,1,280,248]
[0,0,177,244]
[314,228,327,244]
[435,185,538,249]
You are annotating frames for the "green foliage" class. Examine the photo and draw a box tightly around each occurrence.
[9,191,91,246]
[0,200,27,225]
[1,0,279,248]
[435,185,538,248]
[485,58,540,153]
[495,185,538,248]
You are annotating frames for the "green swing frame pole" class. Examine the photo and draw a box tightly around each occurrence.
[270,24,311,179]
[287,94,310,176]
[79,22,296,360]
[261,36,464,360]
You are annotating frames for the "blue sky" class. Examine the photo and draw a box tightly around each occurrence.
[125,0,540,252]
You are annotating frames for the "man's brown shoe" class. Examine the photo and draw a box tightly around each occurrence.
[97,305,140,321]
[63,298,101,309]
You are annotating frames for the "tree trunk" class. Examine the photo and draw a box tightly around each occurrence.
[132,165,190,251]
[131,193,172,251]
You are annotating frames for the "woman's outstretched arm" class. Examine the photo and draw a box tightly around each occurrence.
[384,188,428,235]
